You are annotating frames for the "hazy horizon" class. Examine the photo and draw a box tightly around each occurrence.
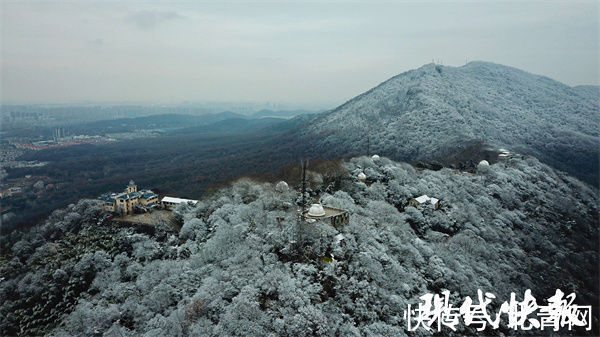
[2,1,598,105]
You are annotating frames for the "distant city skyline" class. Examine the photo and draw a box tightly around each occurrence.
[2,1,598,105]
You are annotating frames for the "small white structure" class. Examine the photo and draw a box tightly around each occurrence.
[161,196,199,210]
[275,181,289,192]
[371,154,380,160]
[308,204,326,217]
[357,172,367,181]
[409,195,440,210]
[498,149,510,159]
[334,233,345,246]
[478,160,490,171]
[414,195,430,204]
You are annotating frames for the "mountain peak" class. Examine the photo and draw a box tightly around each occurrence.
[303,61,599,185]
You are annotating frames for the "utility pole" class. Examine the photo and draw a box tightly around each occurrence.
[295,158,309,254]
[367,135,370,156]
[301,159,308,216]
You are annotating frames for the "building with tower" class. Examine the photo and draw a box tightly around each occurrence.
[98,180,159,215]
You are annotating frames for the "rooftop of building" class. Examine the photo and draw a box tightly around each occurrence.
[98,193,116,203]
[161,196,198,205]
[139,190,157,199]
[117,191,141,200]
[412,195,439,205]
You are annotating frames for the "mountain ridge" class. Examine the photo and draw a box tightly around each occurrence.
[302,61,599,185]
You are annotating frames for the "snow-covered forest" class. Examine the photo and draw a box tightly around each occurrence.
[303,61,600,186]
[1,155,598,336]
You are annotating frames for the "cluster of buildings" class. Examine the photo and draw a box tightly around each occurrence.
[98,180,198,215]
[103,153,445,226]
[300,154,445,230]
[12,137,111,151]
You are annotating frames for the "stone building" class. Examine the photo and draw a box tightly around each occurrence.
[98,180,159,215]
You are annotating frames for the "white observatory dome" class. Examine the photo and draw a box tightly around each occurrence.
[478,160,490,167]
[275,181,289,192]
[308,204,326,217]
[357,172,367,181]
[371,154,380,160]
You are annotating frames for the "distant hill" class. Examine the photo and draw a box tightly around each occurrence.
[302,61,600,185]
[171,117,286,135]
[61,110,310,136]
[7,112,250,139]
[68,111,247,135]
[259,113,320,133]
[250,109,321,119]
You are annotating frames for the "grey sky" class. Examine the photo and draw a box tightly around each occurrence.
[1,1,598,106]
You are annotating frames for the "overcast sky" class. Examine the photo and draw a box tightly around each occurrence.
[1,1,598,106]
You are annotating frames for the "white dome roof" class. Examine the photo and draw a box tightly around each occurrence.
[371,154,380,160]
[308,203,326,217]
[275,181,289,192]
[478,160,490,166]
[357,172,367,181]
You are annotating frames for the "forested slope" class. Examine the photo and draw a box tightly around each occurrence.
[303,61,600,185]
[1,155,597,336]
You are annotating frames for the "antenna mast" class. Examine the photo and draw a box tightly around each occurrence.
[301,159,308,216]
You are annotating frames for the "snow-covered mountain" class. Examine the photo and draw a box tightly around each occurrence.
[302,61,599,184]
[2,155,598,336]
